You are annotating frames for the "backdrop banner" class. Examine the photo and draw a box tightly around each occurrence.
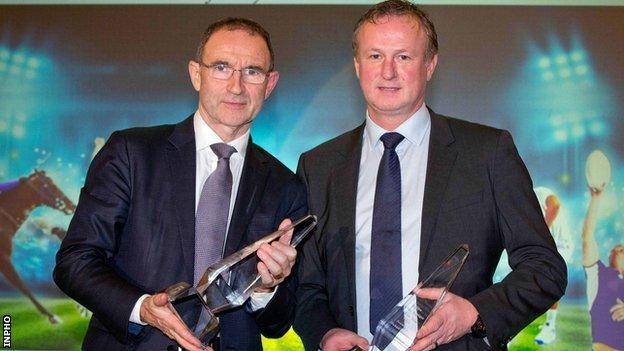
[0,4,622,350]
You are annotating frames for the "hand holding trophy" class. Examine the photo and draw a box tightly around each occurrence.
[165,215,317,348]
[349,245,469,351]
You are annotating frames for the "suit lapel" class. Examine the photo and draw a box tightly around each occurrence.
[419,111,457,271]
[333,125,364,318]
[224,140,268,255]
[165,115,197,281]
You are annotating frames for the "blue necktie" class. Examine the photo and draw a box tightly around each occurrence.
[370,132,404,333]
[194,143,237,285]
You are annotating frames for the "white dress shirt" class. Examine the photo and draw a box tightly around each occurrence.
[129,111,271,325]
[355,104,431,341]
[193,111,247,224]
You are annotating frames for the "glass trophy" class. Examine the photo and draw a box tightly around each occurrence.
[351,244,470,351]
[165,214,317,348]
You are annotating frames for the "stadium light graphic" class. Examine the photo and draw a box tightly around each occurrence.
[505,32,617,194]
[535,49,607,144]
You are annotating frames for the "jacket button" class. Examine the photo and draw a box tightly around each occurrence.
[348,306,354,316]
[166,345,178,351]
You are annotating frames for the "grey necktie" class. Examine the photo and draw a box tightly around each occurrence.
[194,142,237,285]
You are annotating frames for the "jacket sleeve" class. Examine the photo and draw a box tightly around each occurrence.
[468,130,568,350]
[53,131,146,344]
[293,154,341,350]
[253,175,309,338]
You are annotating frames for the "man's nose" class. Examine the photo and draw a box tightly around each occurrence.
[227,70,243,94]
[381,58,397,80]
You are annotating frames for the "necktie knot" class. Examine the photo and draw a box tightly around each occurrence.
[380,132,404,150]
[210,143,237,159]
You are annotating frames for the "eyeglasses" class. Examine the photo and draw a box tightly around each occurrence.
[197,61,269,85]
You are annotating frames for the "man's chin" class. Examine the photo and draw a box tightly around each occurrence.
[369,105,412,117]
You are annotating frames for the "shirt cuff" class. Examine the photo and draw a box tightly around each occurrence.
[129,294,150,325]
[248,286,278,311]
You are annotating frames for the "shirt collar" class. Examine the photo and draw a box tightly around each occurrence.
[193,111,249,159]
[364,104,431,150]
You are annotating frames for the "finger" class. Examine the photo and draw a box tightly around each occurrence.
[613,309,624,321]
[277,218,294,246]
[416,313,443,339]
[416,287,445,300]
[257,244,288,276]
[609,303,624,313]
[278,218,292,230]
[409,333,440,351]
[278,226,294,246]
[410,343,436,351]
[344,331,369,347]
[169,316,204,348]
[169,329,203,351]
[257,262,274,286]
[271,240,297,263]
[411,282,423,294]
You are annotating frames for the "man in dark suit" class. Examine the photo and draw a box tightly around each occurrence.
[54,18,306,351]
[294,1,567,350]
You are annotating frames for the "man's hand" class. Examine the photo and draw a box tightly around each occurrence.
[140,292,210,351]
[320,328,369,351]
[409,288,478,351]
[610,298,624,322]
[255,218,297,292]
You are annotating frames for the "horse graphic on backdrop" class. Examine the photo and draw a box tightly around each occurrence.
[0,170,76,323]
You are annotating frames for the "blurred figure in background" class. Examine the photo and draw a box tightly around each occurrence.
[582,185,624,351]
[533,187,574,345]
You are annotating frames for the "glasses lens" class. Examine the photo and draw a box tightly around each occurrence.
[204,63,267,84]
[242,68,266,84]
[210,64,232,80]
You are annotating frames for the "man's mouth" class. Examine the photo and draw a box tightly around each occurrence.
[223,101,247,108]
[378,86,400,92]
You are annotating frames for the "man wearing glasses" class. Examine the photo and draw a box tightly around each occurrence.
[54,18,307,351]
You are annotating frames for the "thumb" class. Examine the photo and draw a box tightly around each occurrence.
[356,336,370,349]
[152,292,170,307]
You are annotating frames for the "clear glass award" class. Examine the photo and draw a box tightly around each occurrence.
[165,214,317,347]
[352,244,470,351]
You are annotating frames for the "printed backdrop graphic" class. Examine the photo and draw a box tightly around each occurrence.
[0,4,623,350]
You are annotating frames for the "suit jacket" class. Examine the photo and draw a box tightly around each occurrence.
[293,110,567,350]
[54,115,307,351]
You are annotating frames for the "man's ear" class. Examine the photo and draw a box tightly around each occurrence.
[188,60,201,91]
[426,54,438,81]
[353,56,361,79]
[264,71,280,100]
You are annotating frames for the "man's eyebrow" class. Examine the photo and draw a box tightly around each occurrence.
[206,60,231,66]
[244,64,267,71]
